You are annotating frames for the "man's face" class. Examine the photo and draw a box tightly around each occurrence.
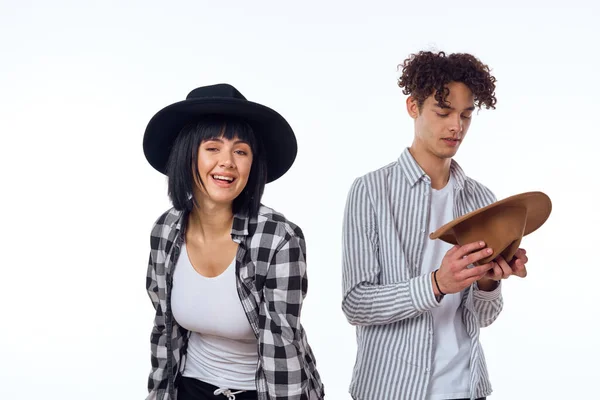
[409,81,475,160]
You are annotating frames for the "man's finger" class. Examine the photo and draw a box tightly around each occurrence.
[455,241,487,259]
[461,247,494,267]
[496,256,513,279]
[483,262,502,280]
[512,258,528,278]
[460,261,495,279]
[514,248,526,258]
[446,244,461,256]
[465,273,487,287]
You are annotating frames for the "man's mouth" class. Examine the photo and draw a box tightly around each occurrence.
[442,138,461,147]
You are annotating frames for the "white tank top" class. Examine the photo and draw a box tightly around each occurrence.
[171,243,258,391]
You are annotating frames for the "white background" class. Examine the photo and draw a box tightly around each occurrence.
[1,1,599,398]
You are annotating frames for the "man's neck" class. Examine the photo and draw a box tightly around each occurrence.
[408,145,452,190]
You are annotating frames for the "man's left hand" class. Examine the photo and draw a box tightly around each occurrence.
[483,248,528,282]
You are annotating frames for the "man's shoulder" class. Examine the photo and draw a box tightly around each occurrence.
[462,175,497,207]
[450,158,496,205]
[351,160,400,188]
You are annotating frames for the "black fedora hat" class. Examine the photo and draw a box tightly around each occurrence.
[143,83,297,183]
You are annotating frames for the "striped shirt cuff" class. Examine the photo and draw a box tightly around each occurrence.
[474,280,502,301]
[409,273,442,311]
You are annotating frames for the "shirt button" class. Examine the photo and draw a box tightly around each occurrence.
[421,229,425,233]
[429,330,433,335]
[425,367,430,373]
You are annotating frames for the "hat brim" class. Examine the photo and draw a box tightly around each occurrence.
[143,97,297,183]
[429,191,552,244]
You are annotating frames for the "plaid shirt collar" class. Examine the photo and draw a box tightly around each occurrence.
[168,208,250,243]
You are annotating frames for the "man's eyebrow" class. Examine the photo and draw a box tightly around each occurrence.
[434,103,475,111]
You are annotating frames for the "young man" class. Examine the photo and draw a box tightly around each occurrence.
[341,51,529,400]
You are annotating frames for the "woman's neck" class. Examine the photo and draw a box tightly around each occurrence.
[187,201,234,241]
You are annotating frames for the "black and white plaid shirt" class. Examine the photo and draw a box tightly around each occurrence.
[146,205,325,400]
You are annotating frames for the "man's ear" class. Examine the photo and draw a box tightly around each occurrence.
[406,96,420,119]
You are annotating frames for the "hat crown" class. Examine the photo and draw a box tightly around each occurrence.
[452,206,527,265]
[186,84,247,101]
[144,82,297,182]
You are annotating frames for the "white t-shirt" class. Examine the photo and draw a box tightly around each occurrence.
[171,243,258,391]
[422,175,472,400]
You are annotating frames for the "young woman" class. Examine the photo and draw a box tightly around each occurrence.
[143,84,324,400]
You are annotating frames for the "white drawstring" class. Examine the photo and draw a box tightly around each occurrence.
[213,388,245,399]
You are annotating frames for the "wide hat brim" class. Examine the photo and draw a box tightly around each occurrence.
[143,96,297,183]
[429,191,552,263]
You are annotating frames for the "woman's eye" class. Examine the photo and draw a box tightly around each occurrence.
[235,150,247,155]
[206,147,218,152]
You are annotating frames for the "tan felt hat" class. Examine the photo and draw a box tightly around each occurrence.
[429,191,552,265]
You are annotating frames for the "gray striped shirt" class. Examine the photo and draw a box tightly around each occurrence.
[341,148,503,400]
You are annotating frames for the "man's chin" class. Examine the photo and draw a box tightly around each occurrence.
[434,149,459,159]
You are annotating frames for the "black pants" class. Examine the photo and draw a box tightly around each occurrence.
[178,376,258,400]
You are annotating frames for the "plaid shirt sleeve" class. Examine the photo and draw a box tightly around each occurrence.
[259,230,311,399]
[146,231,170,399]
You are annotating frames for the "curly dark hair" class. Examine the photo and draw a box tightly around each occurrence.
[397,51,497,110]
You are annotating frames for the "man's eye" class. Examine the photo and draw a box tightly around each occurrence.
[436,113,449,118]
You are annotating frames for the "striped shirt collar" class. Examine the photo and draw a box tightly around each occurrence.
[398,147,468,191]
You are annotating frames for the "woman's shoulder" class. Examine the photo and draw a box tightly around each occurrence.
[149,207,184,241]
[252,204,304,241]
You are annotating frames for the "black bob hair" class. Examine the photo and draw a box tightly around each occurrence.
[165,116,267,217]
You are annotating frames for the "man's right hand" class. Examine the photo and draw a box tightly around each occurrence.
[432,241,496,295]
